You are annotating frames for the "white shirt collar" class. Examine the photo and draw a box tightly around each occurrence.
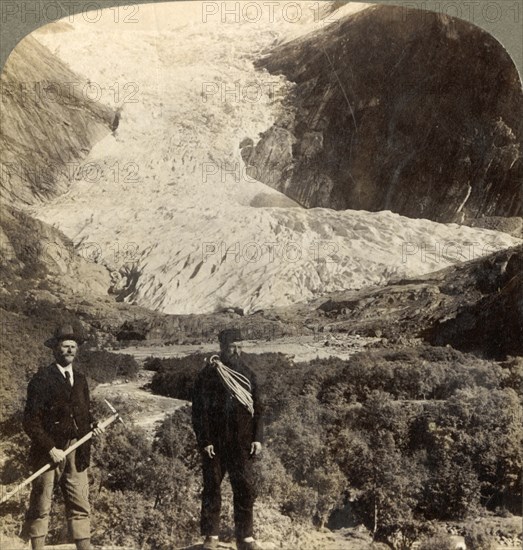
[56,363,74,384]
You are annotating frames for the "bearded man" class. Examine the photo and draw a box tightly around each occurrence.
[21,322,103,550]
[192,329,264,550]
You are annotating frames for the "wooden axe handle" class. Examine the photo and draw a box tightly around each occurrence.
[0,413,119,504]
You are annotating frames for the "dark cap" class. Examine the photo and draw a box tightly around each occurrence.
[44,322,86,348]
[218,328,242,347]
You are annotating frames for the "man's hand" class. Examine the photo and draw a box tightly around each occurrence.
[250,442,262,456]
[204,445,216,459]
[93,425,105,437]
[49,447,66,463]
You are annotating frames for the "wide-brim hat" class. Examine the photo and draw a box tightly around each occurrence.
[44,322,86,348]
[218,328,243,347]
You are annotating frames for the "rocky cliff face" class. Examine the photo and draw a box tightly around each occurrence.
[291,244,523,359]
[0,205,110,298]
[426,249,523,357]
[246,5,522,223]
[1,35,114,205]
[0,33,119,302]
[0,203,110,420]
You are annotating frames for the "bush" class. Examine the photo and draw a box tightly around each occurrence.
[150,353,205,400]
[464,523,496,550]
[150,351,296,403]
[92,489,172,549]
[90,413,201,548]
[77,349,140,383]
[418,533,457,550]
[319,346,503,404]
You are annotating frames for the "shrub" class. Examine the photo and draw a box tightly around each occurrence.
[77,349,140,383]
[464,523,496,550]
[150,353,205,400]
[418,533,457,550]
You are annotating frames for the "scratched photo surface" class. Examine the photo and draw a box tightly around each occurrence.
[0,1,522,549]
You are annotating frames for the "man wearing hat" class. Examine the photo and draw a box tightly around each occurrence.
[21,322,103,550]
[192,329,264,550]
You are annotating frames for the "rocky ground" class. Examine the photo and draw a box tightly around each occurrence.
[2,514,519,549]
[176,527,384,549]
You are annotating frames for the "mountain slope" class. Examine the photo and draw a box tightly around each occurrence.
[0,35,115,205]
[274,244,523,358]
[248,4,523,223]
[27,5,521,314]
[425,249,523,357]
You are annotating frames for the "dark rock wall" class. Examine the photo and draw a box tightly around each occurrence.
[426,250,523,358]
[312,244,522,359]
[1,35,114,205]
[247,5,523,222]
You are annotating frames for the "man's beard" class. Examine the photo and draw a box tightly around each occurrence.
[57,355,75,365]
[222,351,241,368]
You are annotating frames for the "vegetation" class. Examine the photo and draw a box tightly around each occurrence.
[77,349,139,383]
[1,345,521,549]
[144,346,523,547]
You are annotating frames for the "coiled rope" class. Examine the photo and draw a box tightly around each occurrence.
[209,355,254,416]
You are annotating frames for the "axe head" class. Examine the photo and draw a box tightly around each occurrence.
[104,399,125,426]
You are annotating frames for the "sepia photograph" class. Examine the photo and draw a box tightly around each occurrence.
[0,1,522,549]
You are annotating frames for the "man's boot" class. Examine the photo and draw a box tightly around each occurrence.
[30,537,45,550]
[75,538,91,550]
[202,535,219,549]
[237,539,263,550]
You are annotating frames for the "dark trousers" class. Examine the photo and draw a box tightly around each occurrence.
[200,445,256,540]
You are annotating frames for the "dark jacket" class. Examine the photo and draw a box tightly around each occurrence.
[192,358,263,451]
[23,364,94,471]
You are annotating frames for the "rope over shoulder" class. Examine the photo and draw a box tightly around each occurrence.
[209,355,254,416]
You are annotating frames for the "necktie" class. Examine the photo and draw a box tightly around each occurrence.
[64,370,72,387]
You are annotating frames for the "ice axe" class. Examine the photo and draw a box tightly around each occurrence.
[0,399,123,504]
[103,399,125,426]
